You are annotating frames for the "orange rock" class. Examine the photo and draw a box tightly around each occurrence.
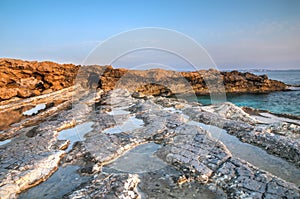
[0,58,288,101]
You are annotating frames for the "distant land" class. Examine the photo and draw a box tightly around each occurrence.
[222,68,300,72]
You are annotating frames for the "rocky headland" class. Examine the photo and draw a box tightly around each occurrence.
[0,58,288,101]
[0,58,299,199]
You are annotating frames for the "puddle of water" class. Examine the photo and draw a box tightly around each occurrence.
[187,120,300,186]
[58,122,94,152]
[103,139,222,198]
[19,165,90,199]
[103,116,144,134]
[23,104,46,116]
[138,164,223,199]
[0,139,11,146]
[104,142,168,174]
[107,108,130,115]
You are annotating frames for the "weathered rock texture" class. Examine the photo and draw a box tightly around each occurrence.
[0,59,79,100]
[0,58,287,101]
[182,103,300,167]
[0,88,299,198]
[83,66,288,96]
[66,173,141,199]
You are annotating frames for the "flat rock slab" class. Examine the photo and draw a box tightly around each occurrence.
[0,89,299,198]
[65,173,140,199]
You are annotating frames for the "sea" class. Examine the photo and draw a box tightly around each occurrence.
[196,70,300,116]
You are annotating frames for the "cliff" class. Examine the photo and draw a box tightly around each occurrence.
[0,58,287,100]
[0,58,79,100]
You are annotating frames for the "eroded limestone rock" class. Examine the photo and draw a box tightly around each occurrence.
[213,158,300,198]
[0,88,299,198]
[201,102,259,125]
[65,173,141,199]
[183,105,300,168]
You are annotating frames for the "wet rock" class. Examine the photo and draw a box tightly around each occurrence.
[129,100,161,113]
[213,158,300,198]
[84,132,144,165]
[201,102,258,125]
[19,165,90,199]
[265,122,300,139]
[138,165,224,198]
[65,173,141,199]
[155,119,300,198]
[0,87,75,140]
[183,106,300,168]
[0,88,103,198]
[0,149,65,199]
[156,124,231,183]
[129,103,185,142]
[0,88,299,198]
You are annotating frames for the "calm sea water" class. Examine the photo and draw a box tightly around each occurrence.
[197,70,300,116]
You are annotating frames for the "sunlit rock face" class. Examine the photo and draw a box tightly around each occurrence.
[0,58,287,101]
[0,58,80,100]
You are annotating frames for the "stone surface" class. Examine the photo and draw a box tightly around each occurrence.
[265,122,300,138]
[213,158,300,198]
[65,173,141,199]
[182,105,300,168]
[0,88,299,198]
[0,129,65,198]
[201,102,259,125]
[0,59,79,101]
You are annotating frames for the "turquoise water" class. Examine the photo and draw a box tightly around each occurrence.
[252,70,300,86]
[197,70,300,116]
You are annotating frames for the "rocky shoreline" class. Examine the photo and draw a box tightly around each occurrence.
[0,58,288,101]
[0,86,299,198]
[0,58,299,198]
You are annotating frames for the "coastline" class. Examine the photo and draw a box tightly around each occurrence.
[0,88,299,198]
[0,58,299,198]
[0,58,288,100]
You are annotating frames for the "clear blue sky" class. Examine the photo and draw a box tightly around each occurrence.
[1,0,300,70]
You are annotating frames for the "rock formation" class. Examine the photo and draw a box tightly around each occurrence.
[0,59,79,100]
[0,58,288,101]
[0,88,299,198]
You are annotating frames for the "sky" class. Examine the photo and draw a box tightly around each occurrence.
[0,0,300,70]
